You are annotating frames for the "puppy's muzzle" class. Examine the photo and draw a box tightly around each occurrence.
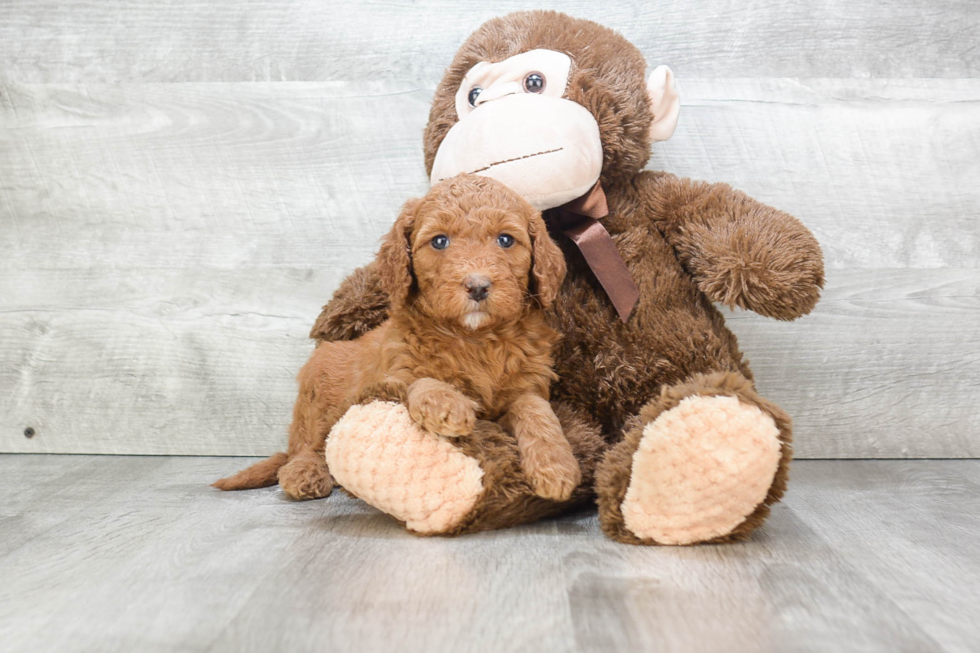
[464,275,492,302]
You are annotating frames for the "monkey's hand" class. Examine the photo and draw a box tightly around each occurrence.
[309,262,391,342]
[407,378,479,438]
[638,171,824,320]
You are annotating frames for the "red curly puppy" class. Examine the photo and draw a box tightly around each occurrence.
[214,174,580,502]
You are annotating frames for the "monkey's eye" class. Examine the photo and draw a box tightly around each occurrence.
[431,235,450,250]
[523,72,545,93]
[467,87,483,106]
[497,234,515,248]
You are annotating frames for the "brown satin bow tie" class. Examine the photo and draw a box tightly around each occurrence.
[547,183,639,322]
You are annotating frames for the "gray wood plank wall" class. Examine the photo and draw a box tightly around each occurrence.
[1,1,978,457]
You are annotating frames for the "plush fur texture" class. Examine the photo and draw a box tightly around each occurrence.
[423,11,656,191]
[595,372,793,544]
[618,393,781,544]
[310,262,388,342]
[323,374,606,536]
[326,401,487,534]
[307,11,823,544]
[440,401,606,536]
[216,174,581,501]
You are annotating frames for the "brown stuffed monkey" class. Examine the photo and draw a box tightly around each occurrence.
[220,10,824,545]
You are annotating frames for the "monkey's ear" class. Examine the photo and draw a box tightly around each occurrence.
[528,211,566,309]
[376,198,421,309]
[647,65,680,143]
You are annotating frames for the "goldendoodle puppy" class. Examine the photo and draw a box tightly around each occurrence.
[214,174,580,502]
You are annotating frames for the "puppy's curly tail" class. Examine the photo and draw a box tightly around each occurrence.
[212,452,289,491]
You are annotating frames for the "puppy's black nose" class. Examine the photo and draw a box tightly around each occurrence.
[464,275,491,302]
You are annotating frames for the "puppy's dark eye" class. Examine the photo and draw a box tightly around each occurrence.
[431,235,450,250]
[523,73,545,93]
[468,87,483,106]
[497,234,515,248]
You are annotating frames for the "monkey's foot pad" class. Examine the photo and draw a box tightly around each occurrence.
[326,401,485,534]
[621,395,781,545]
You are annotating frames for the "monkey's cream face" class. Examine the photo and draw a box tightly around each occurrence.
[430,50,602,211]
[429,49,680,211]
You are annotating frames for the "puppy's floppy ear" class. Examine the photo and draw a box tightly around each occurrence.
[528,210,566,308]
[377,197,421,308]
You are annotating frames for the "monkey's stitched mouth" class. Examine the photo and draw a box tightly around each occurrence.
[435,148,564,182]
[468,148,564,175]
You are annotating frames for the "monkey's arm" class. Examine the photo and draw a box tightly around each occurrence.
[309,262,390,342]
[636,171,824,320]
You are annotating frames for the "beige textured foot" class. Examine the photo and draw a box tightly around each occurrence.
[325,401,485,534]
[621,395,781,545]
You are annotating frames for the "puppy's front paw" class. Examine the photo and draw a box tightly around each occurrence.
[407,379,478,437]
[522,445,582,502]
[411,393,477,437]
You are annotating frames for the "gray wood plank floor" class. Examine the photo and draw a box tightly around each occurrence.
[0,457,977,653]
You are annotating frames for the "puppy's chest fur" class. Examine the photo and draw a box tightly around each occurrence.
[382,311,559,419]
